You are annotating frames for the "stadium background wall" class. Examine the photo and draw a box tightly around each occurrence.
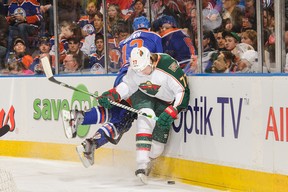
[0,75,287,192]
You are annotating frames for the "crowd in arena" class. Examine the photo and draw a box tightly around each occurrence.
[0,0,281,75]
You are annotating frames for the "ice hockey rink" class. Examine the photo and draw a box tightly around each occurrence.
[0,156,223,192]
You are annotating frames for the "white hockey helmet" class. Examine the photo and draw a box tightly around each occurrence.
[130,47,151,72]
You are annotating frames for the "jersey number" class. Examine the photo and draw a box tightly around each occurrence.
[180,74,188,87]
[121,39,144,64]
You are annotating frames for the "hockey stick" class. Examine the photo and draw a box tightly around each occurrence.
[40,56,158,121]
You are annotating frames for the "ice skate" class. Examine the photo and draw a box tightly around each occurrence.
[135,169,148,184]
[76,138,98,168]
[61,109,84,139]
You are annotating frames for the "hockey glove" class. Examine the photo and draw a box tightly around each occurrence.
[98,88,121,109]
[157,106,178,130]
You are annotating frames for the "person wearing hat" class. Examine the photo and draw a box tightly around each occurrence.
[236,50,258,73]
[10,37,33,69]
[222,30,241,55]
[6,0,43,54]
[29,35,52,75]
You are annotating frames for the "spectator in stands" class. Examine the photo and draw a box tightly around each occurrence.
[263,7,272,44]
[223,30,241,55]
[241,14,255,32]
[235,49,258,73]
[49,20,83,60]
[94,11,104,34]
[87,33,106,74]
[62,53,83,73]
[222,18,233,32]
[106,0,133,16]
[107,4,124,36]
[8,37,33,70]
[221,0,244,33]
[77,1,98,37]
[6,0,43,54]
[211,51,236,73]
[125,0,147,33]
[264,7,275,65]
[241,29,257,50]
[81,12,104,56]
[66,36,89,69]
[29,35,52,75]
[244,0,256,25]
[157,14,196,69]
[202,30,218,52]
[189,8,197,36]
[2,59,34,75]
[214,27,227,51]
[184,0,196,19]
[0,15,8,69]
[108,20,130,73]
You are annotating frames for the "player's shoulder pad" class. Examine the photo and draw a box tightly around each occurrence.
[156,54,183,75]
[161,28,183,38]
[138,29,161,38]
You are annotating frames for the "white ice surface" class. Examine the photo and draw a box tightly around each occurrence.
[0,157,223,192]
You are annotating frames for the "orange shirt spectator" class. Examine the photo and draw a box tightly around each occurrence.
[11,37,33,69]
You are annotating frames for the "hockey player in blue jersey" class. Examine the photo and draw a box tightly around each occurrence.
[115,15,163,86]
[156,14,195,69]
[61,16,163,168]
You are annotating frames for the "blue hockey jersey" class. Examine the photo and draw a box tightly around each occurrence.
[119,29,163,66]
[115,29,163,86]
[160,28,195,68]
[7,0,42,26]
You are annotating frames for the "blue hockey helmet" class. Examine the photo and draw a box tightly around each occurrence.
[132,16,151,31]
[158,14,177,28]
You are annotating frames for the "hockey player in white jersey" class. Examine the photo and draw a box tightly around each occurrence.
[97,46,190,183]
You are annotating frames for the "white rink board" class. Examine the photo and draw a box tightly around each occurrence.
[0,75,288,176]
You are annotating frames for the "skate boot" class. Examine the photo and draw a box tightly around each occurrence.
[135,169,148,184]
[76,138,98,168]
[61,109,84,139]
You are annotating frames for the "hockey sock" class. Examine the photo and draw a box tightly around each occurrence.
[82,107,109,125]
[136,133,152,169]
[93,129,109,148]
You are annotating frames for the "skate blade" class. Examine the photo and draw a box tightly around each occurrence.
[61,110,73,139]
[76,145,93,168]
[137,173,148,185]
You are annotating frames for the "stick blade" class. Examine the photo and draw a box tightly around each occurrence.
[40,56,53,78]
